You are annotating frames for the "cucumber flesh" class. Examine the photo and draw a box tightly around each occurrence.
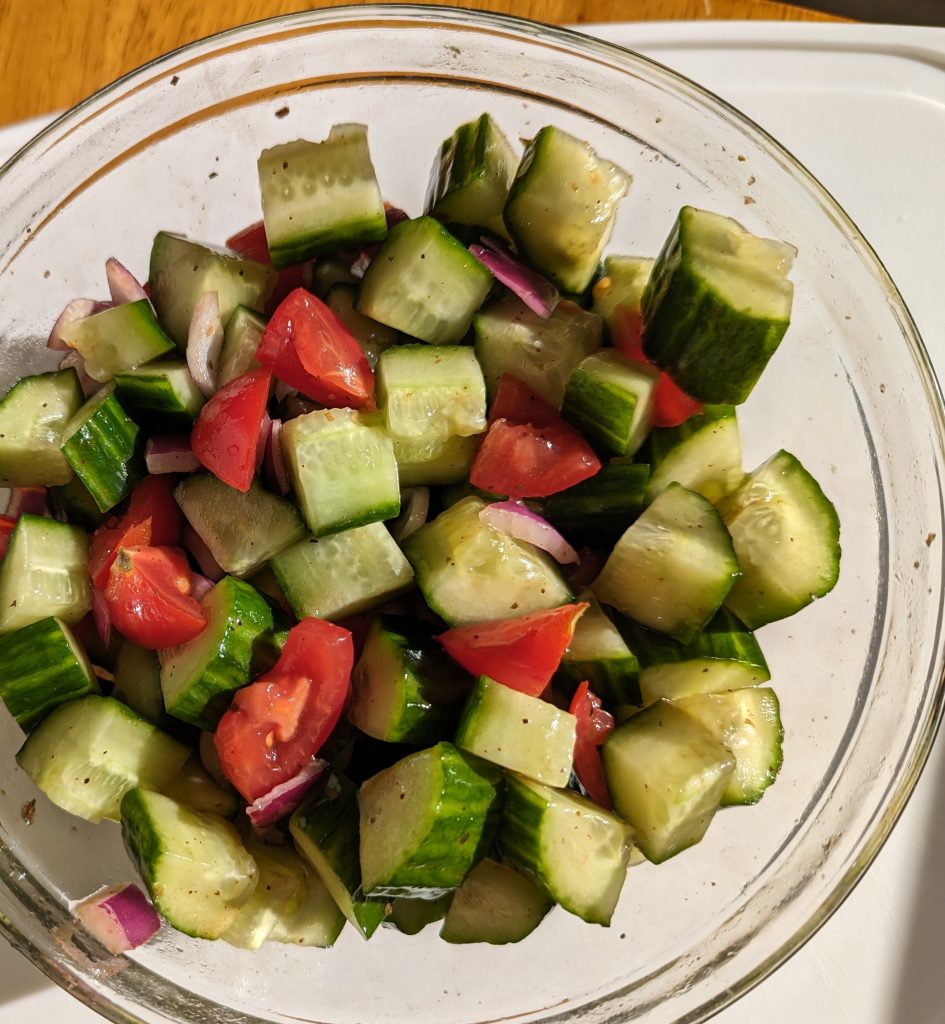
[60,300,175,382]
[393,432,480,488]
[268,856,347,947]
[540,459,648,548]
[325,284,398,368]
[217,306,267,388]
[592,256,654,334]
[160,754,240,818]
[387,892,453,935]
[113,359,206,428]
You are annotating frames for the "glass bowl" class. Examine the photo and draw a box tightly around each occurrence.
[1,6,944,1024]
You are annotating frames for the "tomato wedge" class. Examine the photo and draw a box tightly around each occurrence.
[104,546,207,649]
[191,369,271,492]
[256,288,375,410]
[88,475,182,589]
[0,514,17,560]
[226,221,307,313]
[437,603,588,696]
[214,617,354,802]
[569,681,615,809]
[487,374,560,428]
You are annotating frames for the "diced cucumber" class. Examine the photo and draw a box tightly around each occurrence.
[425,113,517,237]
[642,405,744,504]
[387,892,453,935]
[562,350,659,457]
[393,433,480,488]
[349,615,470,744]
[504,126,630,293]
[258,123,387,267]
[499,774,632,926]
[473,295,602,407]
[268,856,347,947]
[719,450,841,629]
[160,754,240,818]
[325,285,398,368]
[402,496,572,626]
[290,774,390,939]
[591,255,655,333]
[50,474,105,530]
[555,592,641,708]
[113,359,206,428]
[60,300,175,382]
[673,687,783,806]
[149,231,276,347]
[112,641,168,726]
[440,857,552,944]
[455,676,576,787]
[16,695,190,822]
[593,483,739,643]
[282,409,400,537]
[160,577,274,730]
[218,306,267,387]
[602,700,735,863]
[0,369,83,486]
[0,617,97,730]
[641,206,796,404]
[311,256,358,297]
[175,474,306,578]
[358,741,500,897]
[0,514,90,633]
[271,523,414,621]
[60,383,142,512]
[120,787,257,940]
[540,459,648,547]
[620,609,770,705]
[377,344,487,442]
[357,217,492,345]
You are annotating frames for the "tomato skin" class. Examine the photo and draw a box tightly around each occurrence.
[104,546,207,649]
[214,617,354,802]
[488,374,560,428]
[437,603,588,696]
[256,288,375,410]
[0,514,17,560]
[191,369,271,493]
[88,475,182,589]
[470,417,600,499]
[569,681,615,809]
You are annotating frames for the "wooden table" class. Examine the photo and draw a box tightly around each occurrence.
[0,0,840,128]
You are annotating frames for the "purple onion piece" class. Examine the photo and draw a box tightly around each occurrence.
[349,249,374,280]
[186,292,224,397]
[190,573,216,602]
[183,524,225,582]
[469,239,559,319]
[145,435,201,474]
[246,759,328,829]
[74,883,161,954]
[385,205,409,229]
[5,487,48,518]
[105,258,149,305]
[479,500,579,565]
[389,487,430,543]
[48,298,98,350]
[255,412,271,475]
[264,419,290,495]
[58,349,100,398]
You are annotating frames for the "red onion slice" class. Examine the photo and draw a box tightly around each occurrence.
[186,292,224,397]
[349,249,374,280]
[183,524,225,582]
[91,588,112,648]
[246,759,328,829]
[74,883,161,954]
[480,500,579,565]
[389,487,430,542]
[255,412,271,475]
[263,418,290,495]
[469,238,559,319]
[384,204,409,229]
[190,573,216,603]
[105,258,149,305]
[145,435,201,474]
[5,486,48,518]
[58,349,99,398]
[48,298,98,350]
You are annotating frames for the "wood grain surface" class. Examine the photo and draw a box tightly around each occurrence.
[0,0,840,126]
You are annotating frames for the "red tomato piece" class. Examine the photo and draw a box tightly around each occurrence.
[88,475,182,589]
[191,369,271,493]
[0,514,17,560]
[470,417,600,499]
[256,288,375,410]
[214,617,354,802]
[437,603,588,697]
[569,681,615,809]
[488,374,560,428]
[226,221,271,264]
[104,546,207,649]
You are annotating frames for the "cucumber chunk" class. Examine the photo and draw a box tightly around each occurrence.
[673,687,783,806]
[504,126,630,293]
[602,700,735,863]
[720,449,841,629]
[387,892,453,935]
[499,774,632,926]
[0,369,83,486]
[440,857,552,944]
[160,754,240,818]
[60,299,175,382]
[17,695,190,822]
[0,514,90,633]
[325,284,398,368]
[160,576,274,730]
[592,255,655,334]
[218,306,267,387]
[113,359,206,428]
[271,523,415,621]
[282,408,400,537]
[290,774,390,939]
[642,206,796,404]
[349,615,471,744]
[392,433,480,488]
[402,496,572,626]
[474,295,602,407]
[540,459,648,547]
[50,474,105,531]
[121,787,257,940]
[258,123,387,268]
[149,231,276,347]
[357,216,493,345]
[0,617,97,730]
[175,474,306,578]
[593,483,739,643]
[358,741,500,897]
[425,113,517,238]
[269,856,347,948]
[455,676,576,787]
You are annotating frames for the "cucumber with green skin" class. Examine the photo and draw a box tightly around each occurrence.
[393,432,481,488]
[268,856,347,948]
[591,255,654,333]
[50,474,105,530]
[540,459,649,546]
[388,892,453,935]
[113,359,205,428]
[642,206,796,404]
[112,640,168,727]
[60,299,175,382]
[326,284,398,368]
[217,306,267,387]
